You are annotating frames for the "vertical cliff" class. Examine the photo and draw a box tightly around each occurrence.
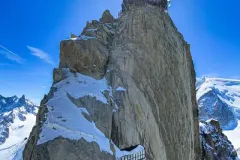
[23,1,201,160]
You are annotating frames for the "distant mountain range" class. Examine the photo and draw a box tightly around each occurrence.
[0,95,38,159]
[197,77,240,150]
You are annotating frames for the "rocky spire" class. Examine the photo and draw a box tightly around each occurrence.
[100,10,114,23]
[18,95,26,104]
[24,2,202,160]
[71,33,77,38]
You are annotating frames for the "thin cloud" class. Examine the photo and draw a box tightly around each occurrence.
[0,45,25,63]
[27,46,54,65]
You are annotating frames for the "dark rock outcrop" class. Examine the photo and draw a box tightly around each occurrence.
[24,1,201,160]
[200,120,238,160]
[53,68,67,84]
[100,10,115,23]
[59,39,109,79]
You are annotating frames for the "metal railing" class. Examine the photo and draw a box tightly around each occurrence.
[117,150,146,160]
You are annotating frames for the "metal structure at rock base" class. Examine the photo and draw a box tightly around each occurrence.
[117,150,146,160]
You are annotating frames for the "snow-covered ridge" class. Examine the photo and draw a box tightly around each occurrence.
[38,72,113,151]
[0,95,38,160]
[38,70,143,158]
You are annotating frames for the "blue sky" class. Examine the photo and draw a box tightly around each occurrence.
[0,0,239,104]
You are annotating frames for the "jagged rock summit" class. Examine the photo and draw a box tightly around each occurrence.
[200,119,238,160]
[24,1,201,160]
[0,95,38,159]
[100,10,115,23]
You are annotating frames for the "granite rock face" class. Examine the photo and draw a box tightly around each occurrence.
[122,0,168,11]
[59,13,116,80]
[26,137,114,160]
[106,5,200,160]
[200,120,238,160]
[24,2,201,160]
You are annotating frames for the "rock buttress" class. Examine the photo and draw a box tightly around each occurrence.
[108,5,200,159]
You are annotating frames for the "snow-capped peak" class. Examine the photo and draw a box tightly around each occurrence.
[0,95,38,160]
[197,77,240,109]
[0,95,37,114]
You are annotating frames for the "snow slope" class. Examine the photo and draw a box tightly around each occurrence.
[224,121,240,149]
[237,148,240,158]
[38,71,113,153]
[0,95,38,160]
[197,77,240,149]
[38,70,143,158]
